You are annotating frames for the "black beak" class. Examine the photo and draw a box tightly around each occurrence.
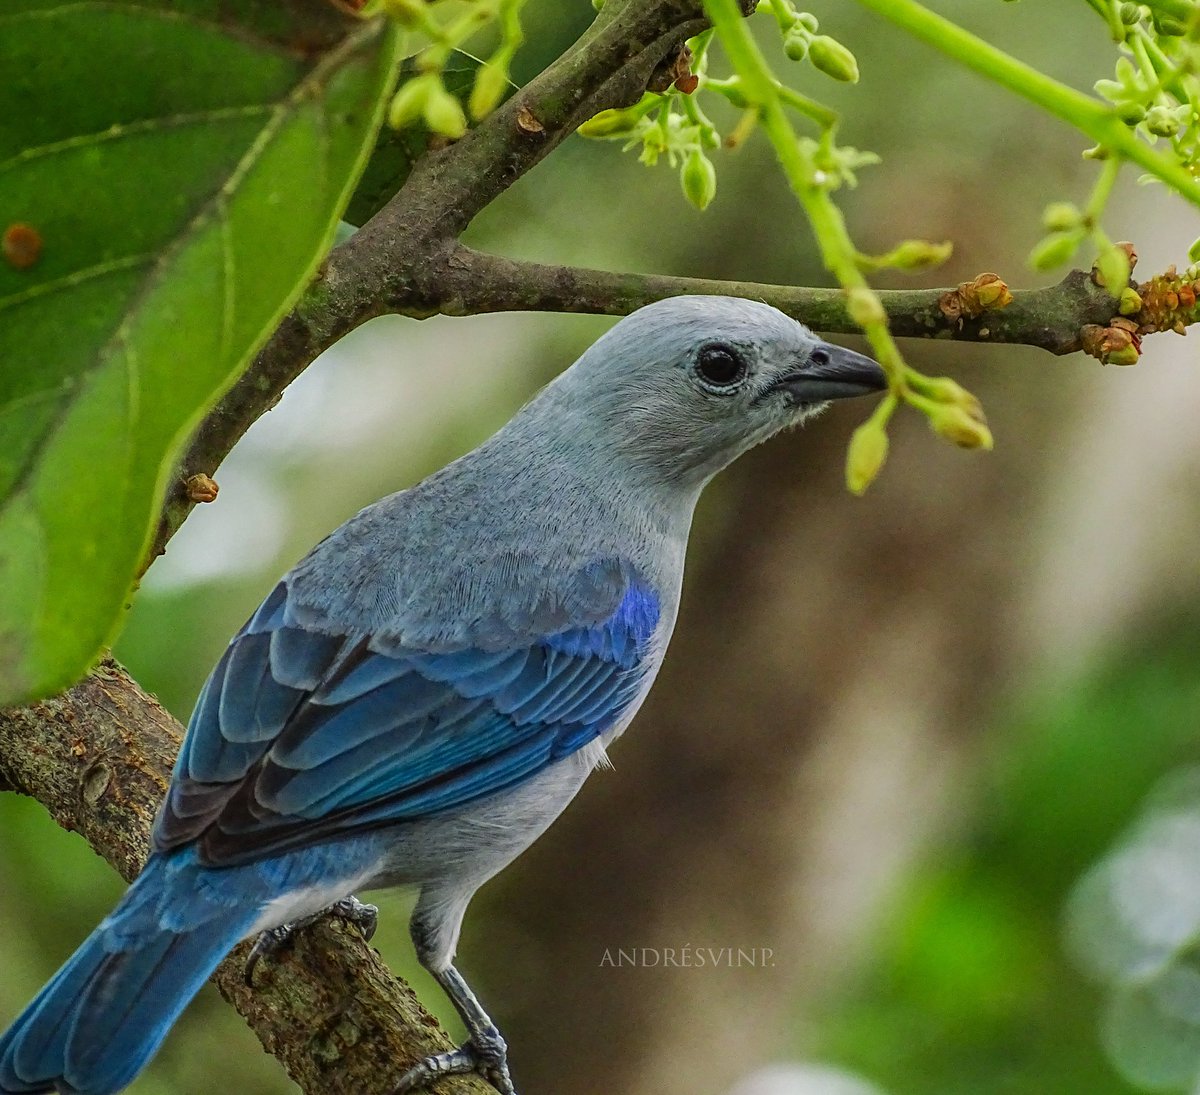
[771,341,887,403]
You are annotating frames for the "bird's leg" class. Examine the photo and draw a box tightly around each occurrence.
[392,964,514,1095]
[243,894,378,986]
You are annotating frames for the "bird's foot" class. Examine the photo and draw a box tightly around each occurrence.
[244,895,378,986]
[392,1026,514,1095]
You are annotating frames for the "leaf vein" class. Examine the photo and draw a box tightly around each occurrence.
[0,106,275,175]
[0,252,154,313]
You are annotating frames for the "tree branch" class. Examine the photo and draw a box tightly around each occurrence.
[437,248,1120,353]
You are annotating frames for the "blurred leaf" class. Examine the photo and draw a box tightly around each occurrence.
[0,2,402,704]
[345,52,514,226]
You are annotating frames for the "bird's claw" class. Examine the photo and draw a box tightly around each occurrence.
[243,895,379,986]
[327,895,380,943]
[392,1027,514,1095]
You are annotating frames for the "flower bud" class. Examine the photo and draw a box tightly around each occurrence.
[796,13,819,32]
[469,60,510,121]
[1041,201,1082,232]
[423,79,468,139]
[1107,344,1140,365]
[681,148,717,210]
[1094,244,1131,292]
[845,419,889,496]
[578,107,642,138]
[1029,231,1080,272]
[808,35,859,83]
[388,74,433,131]
[1119,1,1140,22]
[783,26,810,61]
[928,404,994,450]
[912,375,983,419]
[1117,101,1146,125]
[885,239,953,270]
[1118,287,1142,316]
[1152,11,1187,34]
[1145,105,1180,137]
[845,286,886,327]
[970,272,1013,310]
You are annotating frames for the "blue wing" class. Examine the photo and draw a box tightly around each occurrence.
[154,570,660,866]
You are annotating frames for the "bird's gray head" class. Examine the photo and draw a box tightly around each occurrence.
[541,295,886,489]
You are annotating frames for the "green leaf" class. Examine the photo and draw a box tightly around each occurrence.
[0,2,403,705]
[345,52,513,226]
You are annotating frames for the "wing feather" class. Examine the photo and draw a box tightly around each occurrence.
[153,564,660,865]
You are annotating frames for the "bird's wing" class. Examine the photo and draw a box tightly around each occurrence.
[153,570,660,866]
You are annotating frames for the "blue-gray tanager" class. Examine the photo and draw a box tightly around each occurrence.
[0,296,885,1095]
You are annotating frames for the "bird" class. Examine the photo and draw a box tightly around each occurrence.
[0,295,885,1095]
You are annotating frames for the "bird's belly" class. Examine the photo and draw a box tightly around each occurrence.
[371,748,598,892]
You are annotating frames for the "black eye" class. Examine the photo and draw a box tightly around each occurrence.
[695,344,746,390]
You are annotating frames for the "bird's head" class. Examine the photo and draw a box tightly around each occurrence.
[550,295,887,489]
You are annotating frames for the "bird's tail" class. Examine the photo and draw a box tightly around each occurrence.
[0,858,255,1095]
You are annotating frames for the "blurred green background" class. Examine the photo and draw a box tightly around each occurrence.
[5,2,1200,1094]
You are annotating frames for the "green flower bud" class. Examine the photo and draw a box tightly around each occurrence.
[845,419,889,496]
[1152,11,1187,34]
[796,12,818,32]
[1029,231,1081,271]
[928,404,994,450]
[808,35,859,83]
[388,74,434,131]
[1095,244,1131,292]
[1107,344,1140,366]
[1119,1,1140,23]
[681,148,717,210]
[1189,236,1200,263]
[1041,201,1083,232]
[845,286,886,327]
[1118,287,1143,315]
[1145,104,1180,137]
[783,26,810,61]
[577,107,642,138]
[1117,101,1146,125]
[469,60,510,121]
[885,239,953,270]
[910,375,983,419]
[423,79,468,139]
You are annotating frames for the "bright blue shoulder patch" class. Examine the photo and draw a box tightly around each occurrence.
[544,578,659,668]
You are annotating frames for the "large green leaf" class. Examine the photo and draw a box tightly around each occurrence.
[0,2,402,704]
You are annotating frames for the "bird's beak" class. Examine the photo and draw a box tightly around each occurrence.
[770,341,888,403]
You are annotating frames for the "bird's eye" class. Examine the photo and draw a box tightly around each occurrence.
[694,344,747,390]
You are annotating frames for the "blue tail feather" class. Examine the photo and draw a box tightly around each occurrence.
[0,894,251,1095]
